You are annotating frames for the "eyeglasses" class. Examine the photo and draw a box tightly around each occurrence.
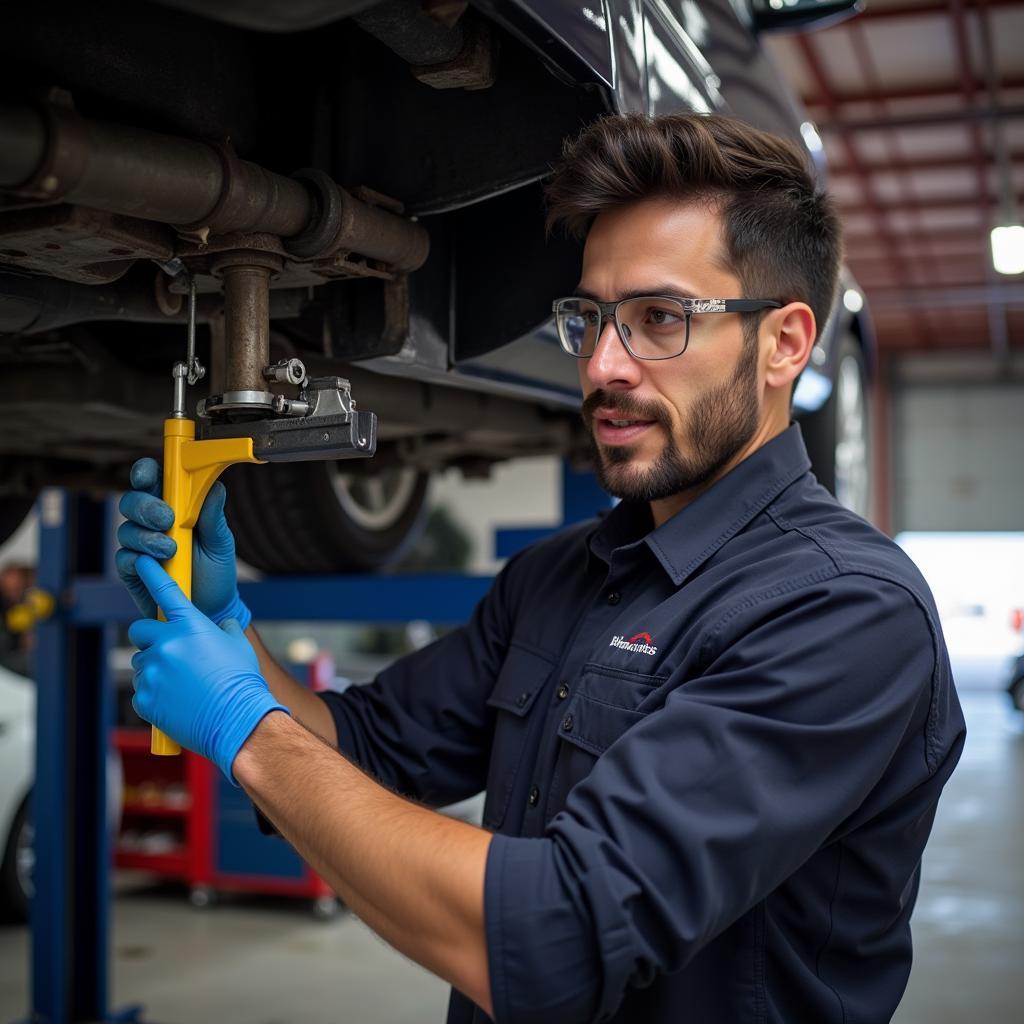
[551,295,783,360]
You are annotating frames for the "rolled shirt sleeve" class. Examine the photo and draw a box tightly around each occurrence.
[484,574,941,1024]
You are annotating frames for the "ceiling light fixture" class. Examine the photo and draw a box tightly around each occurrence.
[991,225,1024,276]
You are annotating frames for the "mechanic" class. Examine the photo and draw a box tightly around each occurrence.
[117,113,965,1024]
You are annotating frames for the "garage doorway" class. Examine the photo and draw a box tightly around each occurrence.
[897,532,1024,692]
[892,375,1024,534]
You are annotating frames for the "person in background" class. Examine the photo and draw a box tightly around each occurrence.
[0,564,35,676]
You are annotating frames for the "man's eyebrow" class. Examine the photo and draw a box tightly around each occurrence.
[573,284,699,301]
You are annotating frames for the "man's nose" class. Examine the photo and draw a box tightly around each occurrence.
[584,318,642,391]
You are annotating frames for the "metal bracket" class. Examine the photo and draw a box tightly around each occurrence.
[199,410,377,463]
[198,375,377,462]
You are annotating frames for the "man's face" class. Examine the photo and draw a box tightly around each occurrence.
[576,198,765,509]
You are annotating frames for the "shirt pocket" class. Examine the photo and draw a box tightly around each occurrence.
[481,643,553,831]
[546,665,661,819]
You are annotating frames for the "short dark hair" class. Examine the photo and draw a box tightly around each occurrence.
[545,113,842,337]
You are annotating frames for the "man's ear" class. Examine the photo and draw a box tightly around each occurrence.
[764,303,816,390]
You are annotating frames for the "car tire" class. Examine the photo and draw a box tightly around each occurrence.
[799,335,871,519]
[0,795,32,923]
[223,461,430,574]
[0,494,36,550]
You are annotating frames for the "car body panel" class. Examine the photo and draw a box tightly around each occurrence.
[0,665,34,858]
[408,0,871,415]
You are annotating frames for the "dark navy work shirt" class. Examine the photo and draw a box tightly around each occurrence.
[320,426,965,1024]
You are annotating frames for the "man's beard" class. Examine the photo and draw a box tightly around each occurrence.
[582,336,761,503]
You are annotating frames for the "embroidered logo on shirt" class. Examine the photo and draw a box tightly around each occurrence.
[609,632,658,656]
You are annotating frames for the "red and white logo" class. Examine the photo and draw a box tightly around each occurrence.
[609,631,658,656]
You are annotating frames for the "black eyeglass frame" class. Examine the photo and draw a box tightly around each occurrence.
[551,295,784,360]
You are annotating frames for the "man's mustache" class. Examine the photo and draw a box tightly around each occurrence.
[581,390,671,430]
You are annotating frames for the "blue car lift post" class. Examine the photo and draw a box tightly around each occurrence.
[25,462,609,1024]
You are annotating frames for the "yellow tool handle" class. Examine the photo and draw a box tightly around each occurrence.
[151,418,263,756]
[152,426,190,756]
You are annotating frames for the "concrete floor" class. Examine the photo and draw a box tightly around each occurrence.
[1,689,1021,1024]
[891,687,1024,1023]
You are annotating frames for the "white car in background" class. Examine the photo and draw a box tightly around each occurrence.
[0,662,33,922]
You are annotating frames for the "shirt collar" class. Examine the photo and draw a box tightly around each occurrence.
[588,424,812,585]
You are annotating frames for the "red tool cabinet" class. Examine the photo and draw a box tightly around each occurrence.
[114,727,338,916]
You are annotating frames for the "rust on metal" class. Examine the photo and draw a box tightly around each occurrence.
[0,205,174,285]
[411,17,497,91]
[213,250,283,393]
[0,99,430,275]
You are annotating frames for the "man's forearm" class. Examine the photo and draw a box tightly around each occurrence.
[245,626,339,745]
[233,711,493,1017]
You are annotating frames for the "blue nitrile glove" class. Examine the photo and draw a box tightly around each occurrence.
[128,555,288,783]
[115,457,251,629]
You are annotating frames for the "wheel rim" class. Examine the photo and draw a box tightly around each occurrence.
[15,817,34,900]
[833,354,870,518]
[330,467,421,532]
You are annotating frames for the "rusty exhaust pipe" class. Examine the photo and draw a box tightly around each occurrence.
[0,100,429,272]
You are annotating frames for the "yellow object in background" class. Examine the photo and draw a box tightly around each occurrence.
[5,587,56,633]
[152,417,264,756]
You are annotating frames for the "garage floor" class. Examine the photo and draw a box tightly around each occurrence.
[1,688,1020,1023]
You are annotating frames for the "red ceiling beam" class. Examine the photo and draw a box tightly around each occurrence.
[819,104,1024,133]
[848,249,988,265]
[793,32,933,344]
[975,0,1018,227]
[848,237,987,248]
[874,335,1006,352]
[875,335,1012,349]
[947,0,994,215]
[804,75,1024,109]
[862,283,1024,307]
[858,277,996,293]
[843,226,992,245]
[874,327,999,340]
[830,150,1024,176]
[849,261,988,275]
[842,0,1020,21]
[845,17,949,338]
[874,326,1013,341]
[840,191,1024,213]
[872,307,1024,320]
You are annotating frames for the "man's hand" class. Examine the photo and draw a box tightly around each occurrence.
[115,457,251,628]
[128,555,288,782]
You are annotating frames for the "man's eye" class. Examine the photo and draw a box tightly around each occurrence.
[585,311,601,325]
[645,307,682,326]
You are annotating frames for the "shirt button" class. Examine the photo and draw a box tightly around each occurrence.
[515,691,532,708]
[528,786,540,806]
[556,683,569,701]
[606,590,621,605]
[562,714,574,733]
